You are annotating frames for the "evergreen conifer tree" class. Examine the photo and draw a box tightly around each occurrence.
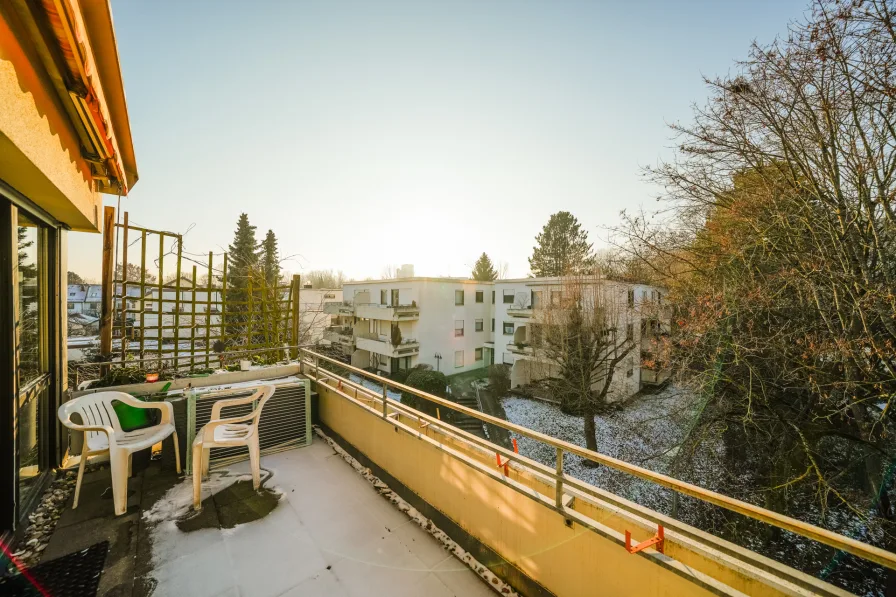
[261,230,280,286]
[225,214,260,346]
[470,252,498,281]
[528,211,593,277]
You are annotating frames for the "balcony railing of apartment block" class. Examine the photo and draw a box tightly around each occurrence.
[506,305,534,318]
[297,347,896,582]
[355,302,421,320]
[506,342,536,355]
[356,332,420,356]
[323,301,354,315]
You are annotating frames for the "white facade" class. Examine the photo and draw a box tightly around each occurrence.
[299,287,342,344]
[338,278,495,376]
[329,276,669,399]
[493,277,670,400]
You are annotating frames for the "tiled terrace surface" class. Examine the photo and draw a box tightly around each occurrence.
[43,441,495,597]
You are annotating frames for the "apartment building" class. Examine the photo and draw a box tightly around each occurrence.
[329,278,495,376]
[324,276,669,398]
[493,277,671,401]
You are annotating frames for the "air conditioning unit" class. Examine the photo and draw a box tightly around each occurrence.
[183,380,311,473]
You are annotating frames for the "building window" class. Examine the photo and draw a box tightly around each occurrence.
[455,290,464,305]
[550,290,562,306]
[531,290,542,309]
[455,350,464,368]
[491,318,495,332]
[503,321,514,335]
[475,347,483,361]
[627,289,634,308]
[455,320,464,337]
[502,290,514,304]
[475,319,483,332]
[380,289,387,305]
[391,289,399,306]
[626,322,634,339]
[475,290,483,303]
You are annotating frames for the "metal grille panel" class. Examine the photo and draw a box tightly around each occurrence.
[188,381,311,472]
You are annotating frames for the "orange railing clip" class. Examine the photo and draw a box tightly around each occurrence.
[625,525,664,555]
[512,438,519,453]
[495,453,510,476]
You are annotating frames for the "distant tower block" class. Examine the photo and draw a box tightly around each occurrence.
[397,264,414,278]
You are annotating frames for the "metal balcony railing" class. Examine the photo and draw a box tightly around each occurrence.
[297,347,896,573]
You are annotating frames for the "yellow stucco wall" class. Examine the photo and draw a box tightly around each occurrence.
[0,7,101,230]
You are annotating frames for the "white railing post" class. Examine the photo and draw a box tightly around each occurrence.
[555,447,564,509]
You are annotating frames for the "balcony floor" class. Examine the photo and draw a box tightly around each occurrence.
[40,440,495,597]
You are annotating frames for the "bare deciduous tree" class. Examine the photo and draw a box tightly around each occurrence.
[611,0,896,585]
[537,274,637,454]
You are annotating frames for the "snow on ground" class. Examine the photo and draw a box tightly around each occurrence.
[501,386,719,515]
[348,373,402,401]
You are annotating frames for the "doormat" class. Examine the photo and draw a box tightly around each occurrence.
[0,540,108,597]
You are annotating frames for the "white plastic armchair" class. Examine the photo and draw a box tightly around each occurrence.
[58,391,181,516]
[193,385,275,510]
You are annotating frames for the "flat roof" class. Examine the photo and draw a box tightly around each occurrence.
[345,277,494,286]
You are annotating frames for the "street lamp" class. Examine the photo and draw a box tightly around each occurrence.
[434,352,442,372]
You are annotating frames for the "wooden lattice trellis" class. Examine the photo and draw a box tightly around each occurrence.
[98,207,301,372]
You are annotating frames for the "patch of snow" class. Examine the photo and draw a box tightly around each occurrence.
[500,386,719,516]
[143,470,253,525]
[348,373,402,401]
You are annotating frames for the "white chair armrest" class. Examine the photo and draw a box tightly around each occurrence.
[210,388,265,420]
[58,412,116,448]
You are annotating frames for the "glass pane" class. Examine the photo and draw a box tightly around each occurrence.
[18,213,42,385]
[17,212,45,512]
[18,385,46,508]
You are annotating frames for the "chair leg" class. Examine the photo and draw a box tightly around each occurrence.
[72,445,87,509]
[172,430,182,474]
[202,448,210,480]
[248,436,261,490]
[110,451,130,516]
[192,443,203,510]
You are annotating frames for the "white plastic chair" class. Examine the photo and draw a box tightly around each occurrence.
[192,385,275,510]
[58,392,181,516]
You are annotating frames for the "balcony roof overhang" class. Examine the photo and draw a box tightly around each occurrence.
[22,0,137,195]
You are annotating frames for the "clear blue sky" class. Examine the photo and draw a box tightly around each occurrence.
[69,0,809,281]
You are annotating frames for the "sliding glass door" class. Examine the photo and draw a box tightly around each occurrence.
[0,192,60,535]
[16,211,49,513]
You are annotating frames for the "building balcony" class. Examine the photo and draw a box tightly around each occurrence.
[323,326,354,346]
[506,342,535,356]
[641,367,671,385]
[356,332,420,357]
[505,306,533,319]
[355,303,420,321]
[34,358,890,596]
[323,301,354,316]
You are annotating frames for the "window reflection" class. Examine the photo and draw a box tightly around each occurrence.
[18,213,41,385]
[17,212,44,511]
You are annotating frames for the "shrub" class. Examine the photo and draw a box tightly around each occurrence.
[401,368,447,416]
[488,364,511,396]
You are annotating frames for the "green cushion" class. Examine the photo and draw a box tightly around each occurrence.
[112,398,153,432]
